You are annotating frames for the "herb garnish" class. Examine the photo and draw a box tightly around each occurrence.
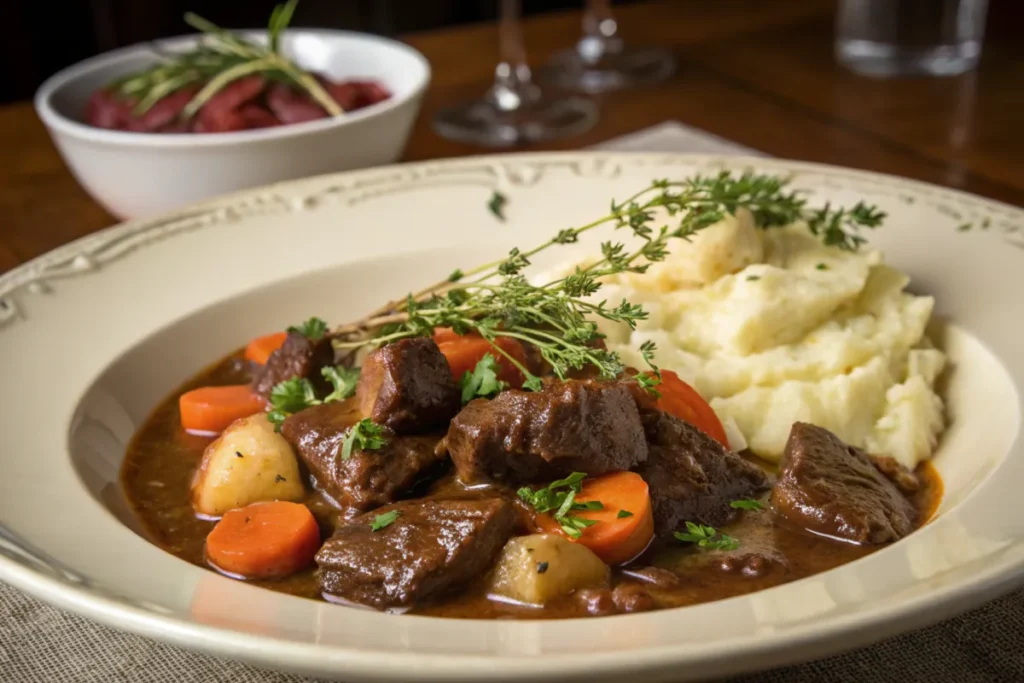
[517,472,602,539]
[109,1,344,119]
[617,510,634,519]
[488,191,508,220]
[730,499,763,511]
[266,364,360,427]
[816,262,829,271]
[341,418,388,461]
[459,354,508,404]
[332,172,884,391]
[370,510,400,532]
[288,316,329,341]
[746,275,761,281]
[673,522,740,551]
[322,365,360,402]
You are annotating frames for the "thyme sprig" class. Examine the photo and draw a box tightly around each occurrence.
[332,172,884,389]
[111,0,342,119]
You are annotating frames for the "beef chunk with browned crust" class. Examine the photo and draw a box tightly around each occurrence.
[251,330,334,399]
[316,498,516,609]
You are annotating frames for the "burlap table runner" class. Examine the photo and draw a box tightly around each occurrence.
[3,121,1021,682]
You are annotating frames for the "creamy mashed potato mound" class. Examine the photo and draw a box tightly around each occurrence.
[557,210,946,469]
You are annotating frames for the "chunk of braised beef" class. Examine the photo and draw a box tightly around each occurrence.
[444,378,648,485]
[281,401,447,512]
[771,422,917,545]
[316,498,516,609]
[251,330,334,399]
[636,410,769,537]
[870,454,920,495]
[357,337,460,434]
[611,583,656,613]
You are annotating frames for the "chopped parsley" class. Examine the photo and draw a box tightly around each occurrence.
[746,275,761,281]
[266,364,360,428]
[459,354,508,404]
[267,377,319,427]
[673,521,739,551]
[341,418,388,460]
[287,316,328,341]
[730,499,763,511]
[617,509,634,519]
[487,190,508,221]
[322,365,360,402]
[816,262,829,271]
[536,561,549,574]
[517,472,602,539]
[370,510,401,532]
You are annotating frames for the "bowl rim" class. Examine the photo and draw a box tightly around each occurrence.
[33,28,432,148]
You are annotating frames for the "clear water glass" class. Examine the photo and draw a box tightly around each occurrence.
[836,0,988,77]
[432,0,598,147]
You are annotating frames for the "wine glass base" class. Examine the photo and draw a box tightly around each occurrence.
[433,95,599,147]
[541,45,676,93]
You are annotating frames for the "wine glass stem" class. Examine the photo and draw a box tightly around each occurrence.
[489,0,540,112]
[579,0,623,61]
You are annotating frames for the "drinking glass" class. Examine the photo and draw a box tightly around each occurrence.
[836,0,988,77]
[432,0,598,147]
[540,0,675,93]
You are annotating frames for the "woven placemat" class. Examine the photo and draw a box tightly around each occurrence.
[2,120,1021,683]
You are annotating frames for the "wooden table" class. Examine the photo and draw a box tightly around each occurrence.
[2,0,1022,275]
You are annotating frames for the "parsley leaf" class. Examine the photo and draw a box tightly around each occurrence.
[370,510,400,532]
[266,378,319,428]
[617,509,634,519]
[341,418,388,461]
[673,521,740,551]
[517,472,602,540]
[487,190,508,220]
[322,365,360,403]
[730,499,763,511]
[459,354,508,404]
[287,316,328,341]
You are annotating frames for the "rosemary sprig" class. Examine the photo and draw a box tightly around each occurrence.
[111,0,342,119]
[331,171,885,389]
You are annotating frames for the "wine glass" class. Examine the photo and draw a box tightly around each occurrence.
[432,0,598,147]
[540,0,675,93]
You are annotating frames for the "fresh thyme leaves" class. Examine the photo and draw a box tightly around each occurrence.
[488,191,508,220]
[111,1,343,119]
[673,522,740,551]
[816,262,829,271]
[730,499,763,511]
[957,222,972,232]
[459,354,508,403]
[331,172,885,387]
[617,509,634,518]
[288,316,328,340]
[517,472,602,539]
[267,377,319,427]
[322,366,360,402]
[636,340,662,398]
[370,509,401,532]
[266,364,358,427]
[341,418,388,460]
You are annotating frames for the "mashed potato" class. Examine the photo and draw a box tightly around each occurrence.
[553,211,946,469]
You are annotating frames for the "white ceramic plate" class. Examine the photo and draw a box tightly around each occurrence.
[1,153,1022,682]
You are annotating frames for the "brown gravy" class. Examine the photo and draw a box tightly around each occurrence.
[121,352,943,618]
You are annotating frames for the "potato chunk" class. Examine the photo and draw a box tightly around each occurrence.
[191,413,305,516]
[488,534,609,606]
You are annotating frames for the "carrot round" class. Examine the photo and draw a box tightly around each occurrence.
[244,331,288,365]
[206,501,320,579]
[537,471,654,565]
[433,328,527,388]
[652,370,730,449]
[179,384,266,434]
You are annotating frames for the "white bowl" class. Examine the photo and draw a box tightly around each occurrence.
[34,30,431,219]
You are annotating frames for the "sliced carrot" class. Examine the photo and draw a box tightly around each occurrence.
[652,370,729,449]
[244,331,288,365]
[537,471,654,566]
[179,385,266,434]
[205,501,320,579]
[433,328,527,388]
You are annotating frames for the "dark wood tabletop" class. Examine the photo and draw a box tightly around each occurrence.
[2,0,1022,275]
